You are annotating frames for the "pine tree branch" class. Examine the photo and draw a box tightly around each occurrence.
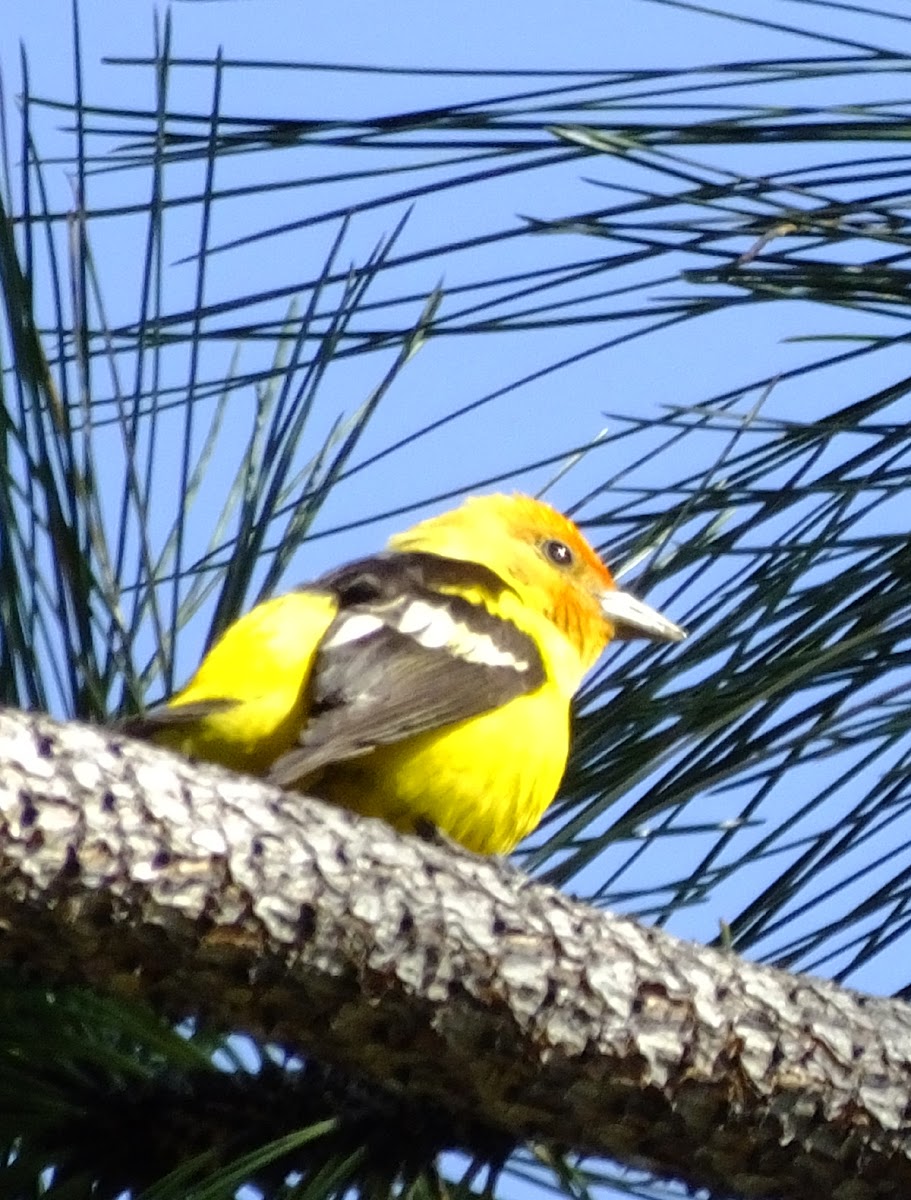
[1,706,909,1199]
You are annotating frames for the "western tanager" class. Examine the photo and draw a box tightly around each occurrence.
[126,493,685,854]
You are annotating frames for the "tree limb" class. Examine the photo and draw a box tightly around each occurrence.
[1,706,909,1199]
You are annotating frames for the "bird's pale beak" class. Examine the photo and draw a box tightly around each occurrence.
[600,589,686,642]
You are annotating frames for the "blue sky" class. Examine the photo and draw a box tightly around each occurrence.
[7,6,911,1198]
[5,0,911,1006]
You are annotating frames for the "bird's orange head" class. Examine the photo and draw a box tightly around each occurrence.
[388,493,684,674]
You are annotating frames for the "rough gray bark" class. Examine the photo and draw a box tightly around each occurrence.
[1,704,910,1199]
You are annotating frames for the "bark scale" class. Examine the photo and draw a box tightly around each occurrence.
[1,707,909,1198]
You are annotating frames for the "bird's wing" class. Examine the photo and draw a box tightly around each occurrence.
[121,698,236,735]
[267,552,546,788]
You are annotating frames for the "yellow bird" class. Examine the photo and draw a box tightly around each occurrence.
[126,494,685,854]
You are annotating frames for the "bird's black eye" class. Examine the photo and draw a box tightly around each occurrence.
[543,539,575,568]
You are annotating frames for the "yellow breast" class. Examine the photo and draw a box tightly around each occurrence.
[314,682,571,855]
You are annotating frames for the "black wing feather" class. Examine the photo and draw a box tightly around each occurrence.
[314,549,515,608]
[268,552,545,789]
[120,698,237,737]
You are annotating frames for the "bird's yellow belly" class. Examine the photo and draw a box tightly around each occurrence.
[314,686,570,855]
